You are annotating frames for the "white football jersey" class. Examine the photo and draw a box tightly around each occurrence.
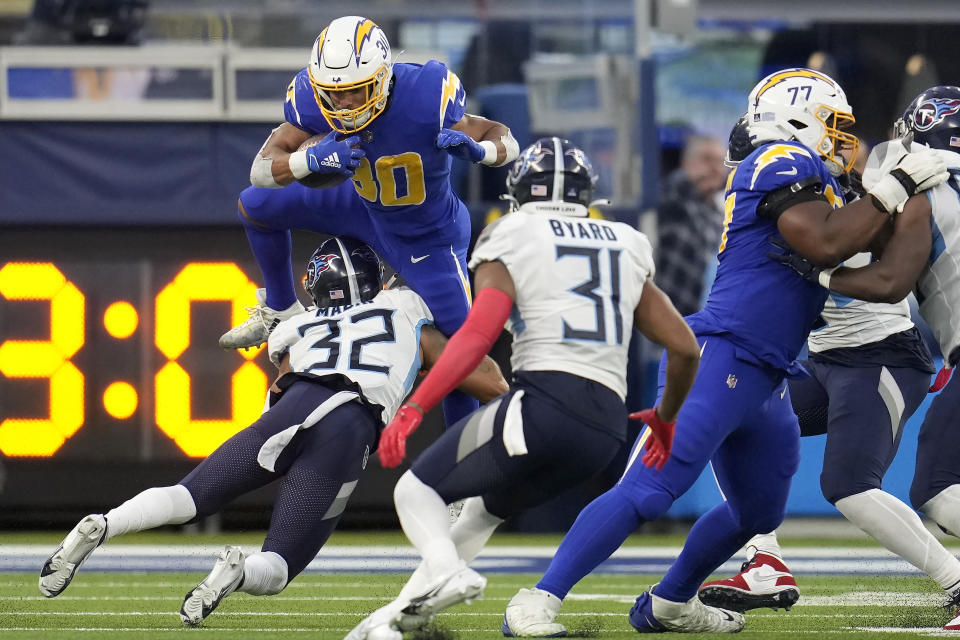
[808,252,913,353]
[917,149,960,365]
[268,288,433,423]
[470,208,655,399]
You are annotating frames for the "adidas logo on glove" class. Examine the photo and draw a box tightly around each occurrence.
[319,152,342,169]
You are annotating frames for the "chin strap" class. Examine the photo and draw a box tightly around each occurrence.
[407,288,514,413]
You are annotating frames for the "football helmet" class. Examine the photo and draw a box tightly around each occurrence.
[747,68,858,176]
[304,237,384,307]
[504,137,599,217]
[725,114,755,167]
[308,16,393,133]
[893,85,960,151]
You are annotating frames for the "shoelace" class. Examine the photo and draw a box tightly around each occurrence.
[242,304,271,330]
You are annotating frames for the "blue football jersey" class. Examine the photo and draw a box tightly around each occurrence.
[687,141,845,374]
[284,61,468,239]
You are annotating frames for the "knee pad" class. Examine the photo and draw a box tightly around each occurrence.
[241,551,288,595]
[237,187,275,228]
[820,468,876,506]
[628,485,674,521]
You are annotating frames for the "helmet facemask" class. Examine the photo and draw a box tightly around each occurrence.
[310,63,391,133]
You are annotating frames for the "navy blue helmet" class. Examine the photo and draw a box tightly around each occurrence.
[894,85,960,151]
[304,237,383,307]
[725,114,755,166]
[506,137,598,209]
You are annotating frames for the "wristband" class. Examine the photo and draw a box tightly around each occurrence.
[818,267,836,289]
[288,150,312,179]
[478,140,498,165]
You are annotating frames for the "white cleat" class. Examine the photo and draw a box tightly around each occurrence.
[401,563,487,619]
[39,514,107,597]
[344,600,430,640]
[630,587,744,633]
[218,288,304,350]
[180,545,245,626]
[502,587,567,637]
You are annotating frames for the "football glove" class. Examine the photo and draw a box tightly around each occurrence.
[378,403,424,468]
[867,141,948,214]
[629,407,675,470]
[766,236,823,284]
[436,129,486,163]
[304,132,365,176]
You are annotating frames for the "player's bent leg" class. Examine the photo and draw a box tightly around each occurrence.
[180,545,245,626]
[629,588,744,633]
[39,484,197,598]
[912,374,960,537]
[39,514,107,598]
[919,485,960,538]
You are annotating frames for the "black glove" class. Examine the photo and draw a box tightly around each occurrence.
[766,236,822,283]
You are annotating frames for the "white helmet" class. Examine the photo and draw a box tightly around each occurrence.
[747,68,858,176]
[308,16,393,133]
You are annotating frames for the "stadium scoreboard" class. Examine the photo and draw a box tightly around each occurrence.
[0,227,316,461]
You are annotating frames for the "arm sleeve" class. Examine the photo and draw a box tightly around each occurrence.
[408,288,513,413]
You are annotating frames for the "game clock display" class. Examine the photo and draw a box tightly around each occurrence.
[0,228,315,461]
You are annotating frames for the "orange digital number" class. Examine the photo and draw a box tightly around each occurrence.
[155,263,267,457]
[0,263,85,456]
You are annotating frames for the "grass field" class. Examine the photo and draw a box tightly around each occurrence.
[2,531,959,639]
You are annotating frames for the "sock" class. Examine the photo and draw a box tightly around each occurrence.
[242,224,296,311]
[394,471,459,581]
[238,551,288,595]
[451,496,504,563]
[441,390,480,429]
[745,531,782,561]
[393,496,503,604]
[836,489,960,591]
[656,502,753,603]
[536,487,643,600]
[920,485,960,539]
[104,485,196,540]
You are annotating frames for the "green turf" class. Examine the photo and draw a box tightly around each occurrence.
[1,570,955,639]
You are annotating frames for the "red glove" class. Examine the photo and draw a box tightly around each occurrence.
[378,403,424,468]
[629,407,676,470]
[929,366,954,393]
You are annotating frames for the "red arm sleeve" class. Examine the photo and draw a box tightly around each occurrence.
[409,287,513,412]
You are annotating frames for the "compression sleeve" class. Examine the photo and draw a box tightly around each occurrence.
[408,287,513,413]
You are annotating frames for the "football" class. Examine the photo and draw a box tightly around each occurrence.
[296,134,351,189]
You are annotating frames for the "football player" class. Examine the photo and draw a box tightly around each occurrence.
[765,85,960,630]
[219,15,520,427]
[698,114,960,625]
[343,137,702,640]
[38,237,507,626]
[495,68,949,636]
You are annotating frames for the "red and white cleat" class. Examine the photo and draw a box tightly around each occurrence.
[698,552,799,612]
[945,588,960,630]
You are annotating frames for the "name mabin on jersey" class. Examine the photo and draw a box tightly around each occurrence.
[549,218,619,241]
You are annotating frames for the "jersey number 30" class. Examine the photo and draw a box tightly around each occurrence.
[556,245,624,345]
[353,153,427,207]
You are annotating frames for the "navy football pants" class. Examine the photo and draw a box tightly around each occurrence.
[179,380,376,581]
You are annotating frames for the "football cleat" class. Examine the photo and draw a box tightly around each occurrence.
[629,588,744,634]
[39,514,108,597]
[218,289,304,350]
[944,586,960,630]
[344,600,433,640]
[180,545,245,626]
[502,587,567,637]
[698,552,799,612]
[401,562,486,619]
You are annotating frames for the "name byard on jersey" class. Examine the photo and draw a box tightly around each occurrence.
[548,218,618,241]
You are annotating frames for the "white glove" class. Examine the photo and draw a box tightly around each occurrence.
[867,146,949,214]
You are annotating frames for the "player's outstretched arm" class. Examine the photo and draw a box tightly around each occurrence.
[632,280,699,423]
[419,325,509,403]
[776,148,947,267]
[378,262,516,467]
[439,114,520,167]
[822,195,932,303]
